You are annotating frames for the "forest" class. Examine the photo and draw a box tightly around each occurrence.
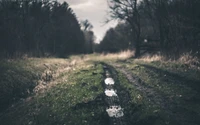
[0,0,199,59]
[99,0,200,58]
[0,0,200,125]
[0,0,94,58]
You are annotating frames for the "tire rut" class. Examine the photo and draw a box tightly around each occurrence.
[106,63,200,125]
[112,64,173,111]
[102,64,127,125]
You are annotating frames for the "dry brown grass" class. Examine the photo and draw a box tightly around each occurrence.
[178,53,200,66]
[33,50,134,93]
[136,53,200,69]
[22,51,200,94]
[136,54,163,62]
[32,57,91,94]
[102,50,134,60]
[83,50,135,61]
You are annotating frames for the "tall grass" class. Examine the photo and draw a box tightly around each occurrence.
[82,50,135,61]
[0,58,88,112]
[136,53,200,68]
[178,53,200,66]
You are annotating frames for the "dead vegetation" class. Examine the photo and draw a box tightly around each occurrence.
[0,51,200,125]
[136,53,200,70]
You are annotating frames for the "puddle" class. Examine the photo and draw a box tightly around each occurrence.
[105,78,115,85]
[106,106,124,118]
[103,67,125,123]
[105,89,118,97]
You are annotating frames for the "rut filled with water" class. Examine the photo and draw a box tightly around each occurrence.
[102,65,126,125]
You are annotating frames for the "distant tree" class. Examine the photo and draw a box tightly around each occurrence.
[49,2,85,57]
[83,31,96,53]
[0,0,85,58]
[80,19,95,53]
[107,0,141,57]
[80,19,93,31]
[106,0,200,58]
[99,22,132,52]
[142,0,200,57]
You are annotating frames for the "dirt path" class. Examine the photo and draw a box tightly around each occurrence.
[102,65,126,125]
[101,60,200,125]
[116,65,169,109]
[108,63,187,124]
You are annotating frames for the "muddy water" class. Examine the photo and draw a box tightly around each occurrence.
[103,65,125,125]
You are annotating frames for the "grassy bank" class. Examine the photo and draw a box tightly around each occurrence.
[109,55,200,125]
[0,52,200,125]
[0,57,93,112]
[0,57,108,125]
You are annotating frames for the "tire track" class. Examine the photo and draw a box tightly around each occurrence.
[116,66,169,109]
[102,65,126,125]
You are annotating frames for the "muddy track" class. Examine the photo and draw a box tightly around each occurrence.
[109,63,181,120]
[116,65,170,109]
[101,63,127,125]
[106,62,200,125]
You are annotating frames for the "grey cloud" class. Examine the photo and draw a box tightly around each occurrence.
[58,0,118,43]
[64,0,89,5]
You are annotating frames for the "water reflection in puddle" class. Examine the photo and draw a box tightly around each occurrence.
[106,106,124,118]
[105,89,117,97]
[104,75,124,120]
[105,78,115,85]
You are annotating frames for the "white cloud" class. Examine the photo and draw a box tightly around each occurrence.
[59,0,89,5]
[70,1,93,9]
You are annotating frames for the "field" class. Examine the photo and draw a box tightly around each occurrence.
[0,51,200,125]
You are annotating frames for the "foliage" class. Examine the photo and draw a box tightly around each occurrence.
[105,0,200,58]
[80,19,93,31]
[107,0,142,57]
[0,1,85,58]
[99,22,132,52]
[80,19,96,53]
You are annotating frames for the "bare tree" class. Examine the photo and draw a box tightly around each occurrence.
[80,19,93,31]
[107,0,141,57]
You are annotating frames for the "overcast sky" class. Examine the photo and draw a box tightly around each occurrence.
[58,0,118,43]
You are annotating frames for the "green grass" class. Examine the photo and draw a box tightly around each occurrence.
[105,64,164,125]
[0,59,41,112]
[0,61,107,125]
[110,58,200,125]
[0,54,200,125]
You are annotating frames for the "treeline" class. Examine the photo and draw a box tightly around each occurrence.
[0,0,90,58]
[97,22,132,53]
[98,0,200,58]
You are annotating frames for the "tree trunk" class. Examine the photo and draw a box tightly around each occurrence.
[159,18,165,54]
[134,35,140,58]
